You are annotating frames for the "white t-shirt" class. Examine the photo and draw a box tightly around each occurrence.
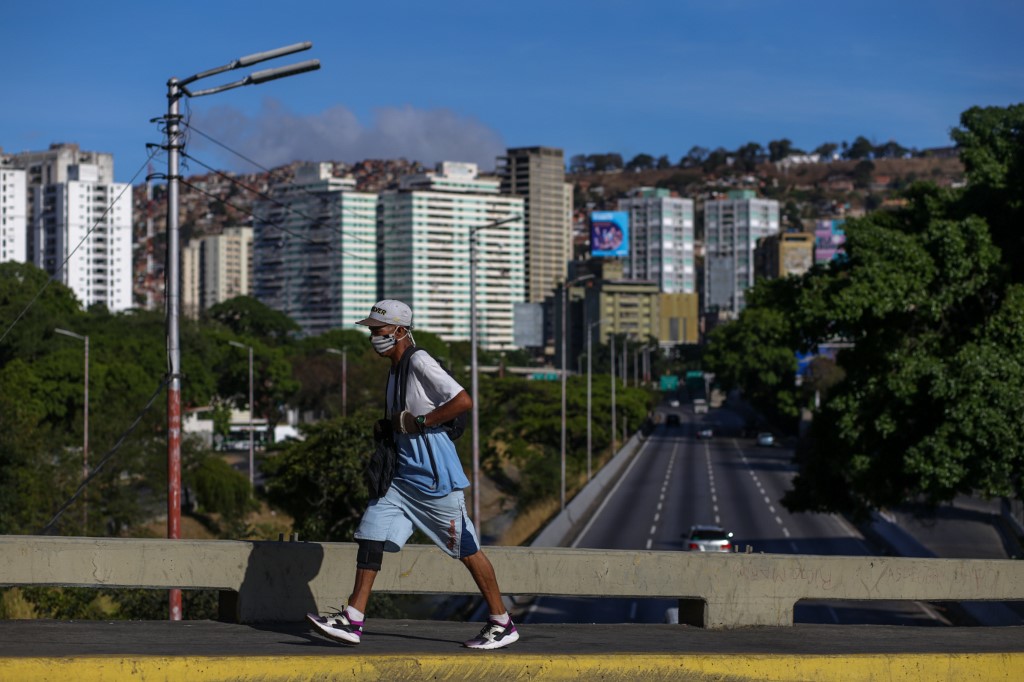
[384,348,470,496]
[385,350,463,417]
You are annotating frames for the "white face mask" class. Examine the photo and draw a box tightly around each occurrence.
[371,328,406,355]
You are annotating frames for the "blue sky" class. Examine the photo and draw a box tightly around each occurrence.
[2,0,1021,183]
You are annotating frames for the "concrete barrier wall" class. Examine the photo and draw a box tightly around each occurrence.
[3,536,1023,629]
[531,431,645,548]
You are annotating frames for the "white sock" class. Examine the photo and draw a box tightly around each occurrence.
[345,605,365,622]
[491,611,510,626]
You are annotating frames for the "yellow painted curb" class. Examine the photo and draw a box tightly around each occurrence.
[2,653,1022,682]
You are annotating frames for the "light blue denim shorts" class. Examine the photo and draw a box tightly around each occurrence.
[354,480,481,559]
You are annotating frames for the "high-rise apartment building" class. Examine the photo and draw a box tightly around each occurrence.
[497,147,572,303]
[0,167,27,263]
[754,232,814,280]
[617,187,696,294]
[379,162,525,350]
[2,144,131,311]
[253,163,377,336]
[181,226,253,319]
[703,190,780,314]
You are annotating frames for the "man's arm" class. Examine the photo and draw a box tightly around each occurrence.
[394,390,472,434]
[421,389,472,428]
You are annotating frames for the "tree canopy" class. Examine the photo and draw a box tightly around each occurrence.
[705,103,1024,517]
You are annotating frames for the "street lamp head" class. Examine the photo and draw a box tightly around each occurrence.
[236,42,313,68]
[228,340,249,350]
[55,328,86,341]
[246,59,321,86]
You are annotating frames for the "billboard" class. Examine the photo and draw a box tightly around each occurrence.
[590,211,629,257]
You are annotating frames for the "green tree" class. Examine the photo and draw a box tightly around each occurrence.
[813,142,839,158]
[206,296,300,344]
[768,139,802,162]
[680,146,709,168]
[783,180,1017,515]
[703,284,802,430]
[844,136,875,160]
[0,262,82,366]
[852,160,876,189]
[951,103,1024,280]
[262,416,373,541]
[736,142,764,172]
[625,153,655,171]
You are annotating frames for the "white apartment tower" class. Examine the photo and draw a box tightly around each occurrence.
[2,144,131,311]
[0,167,27,263]
[617,187,696,294]
[253,163,377,336]
[497,147,573,303]
[379,162,526,350]
[703,190,780,314]
[181,226,253,319]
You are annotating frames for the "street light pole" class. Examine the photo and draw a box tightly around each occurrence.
[587,319,607,482]
[560,273,594,510]
[326,348,348,418]
[162,43,318,621]
[229,341,255,491]
[610,334,617,455]
[55,328,88,530]
[469,214,520,526]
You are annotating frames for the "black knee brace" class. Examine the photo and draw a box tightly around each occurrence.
[356,539,385,571]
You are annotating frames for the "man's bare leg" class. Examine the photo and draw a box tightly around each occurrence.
[461,550,506,616]
[347,567,377,613]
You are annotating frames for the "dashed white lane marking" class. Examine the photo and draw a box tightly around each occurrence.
[571,437,656,549]
[704,445,721,524]
[732,439,793,549]
[643,442,678,551]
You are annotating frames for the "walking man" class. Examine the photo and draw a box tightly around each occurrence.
[306,299,519,650]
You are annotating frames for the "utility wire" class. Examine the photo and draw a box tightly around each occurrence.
[0,147,161,346]
[177,177,376,262]
[179,150,376,245]
[182,120,382,224]
[38,376,171,535]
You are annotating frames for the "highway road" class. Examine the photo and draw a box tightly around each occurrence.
[523,402,949,626]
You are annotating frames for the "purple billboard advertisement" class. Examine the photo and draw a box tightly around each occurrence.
[590,211,629,257]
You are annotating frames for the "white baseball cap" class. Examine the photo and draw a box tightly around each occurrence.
[356,299,414,328]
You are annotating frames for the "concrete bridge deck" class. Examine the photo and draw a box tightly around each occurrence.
[1,618,1022,681]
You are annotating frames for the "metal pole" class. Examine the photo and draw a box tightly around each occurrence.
[342,350,348,418]
[470,229,480,524]
[165,77,183,622]
[83,335,89,531]
[610,334,617,455]
[247,345,254,491]
[560,282,567,510]
[622,338,628,389]
[587,322,594,481]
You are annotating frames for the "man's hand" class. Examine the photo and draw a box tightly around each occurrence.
[392,410,421,435]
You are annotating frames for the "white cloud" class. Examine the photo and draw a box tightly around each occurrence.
[188,98,506,171]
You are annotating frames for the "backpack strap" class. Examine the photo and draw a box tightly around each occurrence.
[392,346,439,489]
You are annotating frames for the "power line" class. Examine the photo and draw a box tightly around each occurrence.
[179,150,376,245]
[0,147,161,346]
[177,177,376,262]
[38,376,171,535]
[180,120,404,234]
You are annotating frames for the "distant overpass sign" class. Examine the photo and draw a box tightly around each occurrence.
[530,372,559,381]
[659,375,679,391]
